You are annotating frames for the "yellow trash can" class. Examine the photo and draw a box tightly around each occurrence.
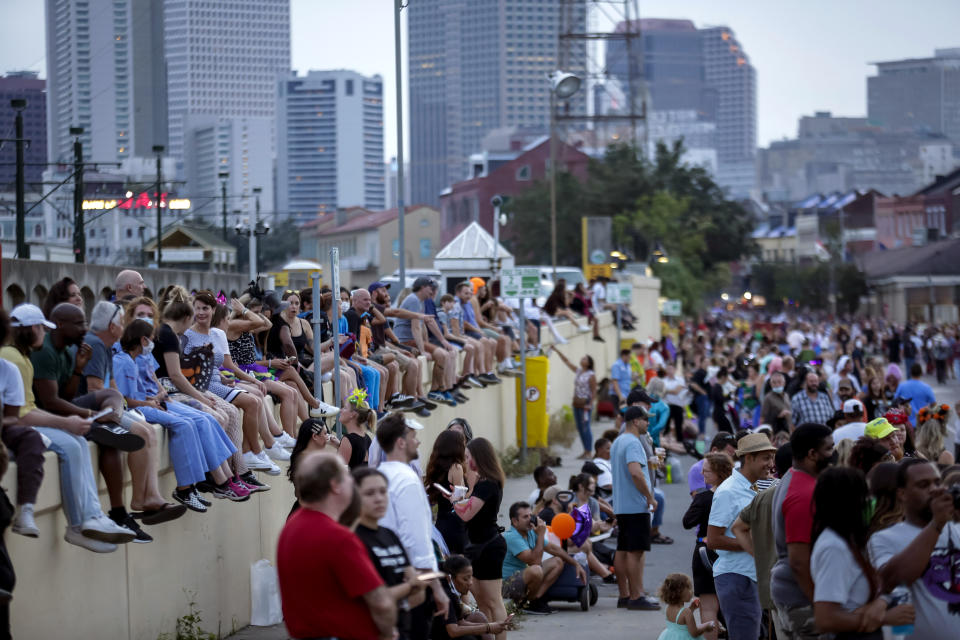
[516,355,549,448]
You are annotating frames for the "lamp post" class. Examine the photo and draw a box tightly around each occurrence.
[394,0,407,289]
[11,99,28,258]
[547,70,581,280]
[152,144,165,268]
[71,127,85,263]
[491,195,505,282]
[218,171,229,241]
[235,189,269,283]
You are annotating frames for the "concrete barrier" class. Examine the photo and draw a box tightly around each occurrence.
[4,275,659,639]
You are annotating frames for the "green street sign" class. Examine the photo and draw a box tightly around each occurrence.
[501,267,541,298]
[605,283,632,304]
[661,299,682,316]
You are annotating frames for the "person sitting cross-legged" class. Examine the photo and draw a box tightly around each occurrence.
[501,500,586,615]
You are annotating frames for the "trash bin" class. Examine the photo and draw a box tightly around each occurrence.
[516,355,549,448]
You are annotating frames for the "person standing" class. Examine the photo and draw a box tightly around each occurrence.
[277,451,396,640]
[611,406,660,610]
[706,433,777,640]
[790,372,835,427]
[552,347,597,459]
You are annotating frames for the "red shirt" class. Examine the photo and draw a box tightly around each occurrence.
[277,508,384,640]
[782,468,816,544]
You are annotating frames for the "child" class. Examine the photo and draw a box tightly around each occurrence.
[657,573,719,640]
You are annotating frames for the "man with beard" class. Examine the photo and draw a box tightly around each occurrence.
[868,459,960,640]
[791,372,835,427]
[825,378,857,429]
[376,413,449,639]
[770,423,835,640]
[761,371,793,434]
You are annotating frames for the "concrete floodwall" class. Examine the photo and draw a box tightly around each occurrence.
[4,274,659,639]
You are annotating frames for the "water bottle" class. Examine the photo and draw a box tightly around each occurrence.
[889,585,914,636]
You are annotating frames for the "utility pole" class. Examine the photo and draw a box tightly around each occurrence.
[219,171,229,241]
[394,0,406,289]
[71,127,85,263]
[153,145,164,268]
[11,99,28,259]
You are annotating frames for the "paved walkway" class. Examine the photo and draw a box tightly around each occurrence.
[231,376,960,640]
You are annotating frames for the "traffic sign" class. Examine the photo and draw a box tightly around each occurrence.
[661,299,682,316]
[501,267,541,298]
[605,282,632,304]
[589,249,607,264]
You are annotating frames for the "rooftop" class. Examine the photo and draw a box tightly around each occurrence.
[860,236,960,279]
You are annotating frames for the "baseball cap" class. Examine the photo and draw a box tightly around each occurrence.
[10,303,56,329]
[411,276,433,291]
[403,417,425,431]
[627,387,657,405]
[865,417,896,439]
[842,399,864,414]
[368,281,391,294]
[541,485,561,505]
[624,406,649,423]
[735,433,777,456]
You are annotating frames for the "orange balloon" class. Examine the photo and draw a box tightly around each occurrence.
[551,513,576,540]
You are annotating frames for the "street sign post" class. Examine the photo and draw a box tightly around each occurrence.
[661,299,682,317]
[330,248,342,438]
[606,282,633,356]
[501,267,540,460]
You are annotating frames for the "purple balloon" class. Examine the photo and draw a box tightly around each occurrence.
[569,502,593,547]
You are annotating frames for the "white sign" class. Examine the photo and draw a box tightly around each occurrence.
[605,283,632,304]
[330,247,340,293]
[501,267,541,298]
[661,299,682,316]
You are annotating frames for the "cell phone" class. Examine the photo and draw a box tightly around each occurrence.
[531,514,539,527]
[432,483,453,498]
[287,356,298,364]
[416,571,446,582]
[90,407,114,422]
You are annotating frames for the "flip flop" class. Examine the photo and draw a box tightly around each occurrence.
[651,533,674,544]
[131,502,187,525]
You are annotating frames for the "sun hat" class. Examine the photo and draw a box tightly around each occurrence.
[735,433,777,456]
[865,417,896,439]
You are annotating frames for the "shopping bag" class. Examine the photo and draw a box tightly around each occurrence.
[250,559,283,626]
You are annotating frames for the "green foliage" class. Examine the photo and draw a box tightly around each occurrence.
[499,445,543,479]
[752,262,867,313]
[548,406,577,449]
[502,140,756,311]
[157,594,219,640]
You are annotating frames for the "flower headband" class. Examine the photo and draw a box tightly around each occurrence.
[347,387,369,410]
[884,407,909,425]
[916,404,950,425]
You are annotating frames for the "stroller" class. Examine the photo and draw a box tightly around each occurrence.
[541,491,599,611]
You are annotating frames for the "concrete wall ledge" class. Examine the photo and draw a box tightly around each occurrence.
[4,275,659,639]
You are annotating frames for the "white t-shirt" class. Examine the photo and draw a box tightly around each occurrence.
[811,527,872,612]
[663,374,689,406]
[593,457,613,488]
[591,282,605,310]
[209,327,230,360]
[868,521,960,640]
[379,460,438,571]
[831,422,866,442]
[0,358,26,408]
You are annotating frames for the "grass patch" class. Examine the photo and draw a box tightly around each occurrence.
[548,406,577,448]
[499,446,543,478]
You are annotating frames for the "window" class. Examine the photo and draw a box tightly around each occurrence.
[345,79,354,96]
[420,238,431,259]
[126,228,133,238]
[516,164,531,181]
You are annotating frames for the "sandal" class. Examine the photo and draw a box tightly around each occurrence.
[651,533,674,544]
[131,502,187,525]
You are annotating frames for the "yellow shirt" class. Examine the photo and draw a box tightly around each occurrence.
[0,345,37,416]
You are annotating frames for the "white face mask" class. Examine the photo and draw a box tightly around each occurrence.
[772,385,784,394]
[142,339,154,354]
[340,301,350,314]
[138,316,153,326]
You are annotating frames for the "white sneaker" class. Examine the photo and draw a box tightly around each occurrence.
[309,400,340,418]
[275,432,297,448]
[264,442,291,461]
[12,503,39,538]
[577,325,591,333]
[65,525,118,553]
[555,336,569,345]
[256,451,282,476]
[81,514,136,544]
[242,450,274,471]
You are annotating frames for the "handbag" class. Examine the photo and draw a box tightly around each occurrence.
[178,341,215,392]
[572,396,589,409]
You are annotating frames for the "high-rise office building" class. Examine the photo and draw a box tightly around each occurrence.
[276,71,385,223]
[700,26,757,198]
[409,0,587,206]
[0,72,46,191]
[868,48,960,144]
[44,0,165,165]
[164,0,290,219]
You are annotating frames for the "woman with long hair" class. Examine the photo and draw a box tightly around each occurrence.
[682,452,733,640]
[810,467,914,638]
[286,418,336,516]
[455,438,508,640]
[425,429,468,553]
[541,279,589,333]
[42,277,83,319]
[434,555,515,640]
[914,404,955,465]
[337,390,377,470]
[866,462,903,536]
[860,374,888,422]
[847,438,893,478]
[552,347,597,459]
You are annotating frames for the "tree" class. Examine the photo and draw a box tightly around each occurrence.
[502,171,584,265]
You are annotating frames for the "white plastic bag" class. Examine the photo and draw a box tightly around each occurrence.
[250,559,283,626]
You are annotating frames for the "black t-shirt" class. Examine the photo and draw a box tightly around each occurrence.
[355,524,410,588]
[155,323,181,379]
[466,479,502,544]
[431,579,464,640]
[344,308,362,338]
[371,303,388,348]
[690,368,708,398]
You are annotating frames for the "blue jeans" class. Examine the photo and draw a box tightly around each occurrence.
[652,488,665,528]
[33,427,104,527]
[165,401,236,474]
[694,395,711,435]
[573,405,592,452]
[357,364,380,406]
[714,572,761,640]
[904,357,915,378]
[137,405,209,487]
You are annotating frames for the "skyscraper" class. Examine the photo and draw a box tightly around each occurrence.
[44,0,165,164]
[276,70,385,223]
[868,48,960,144]
[409,0,587,206]
[164,0,290,219]
[0,72,46,191]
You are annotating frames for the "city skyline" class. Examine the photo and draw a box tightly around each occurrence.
[2,0,959,164]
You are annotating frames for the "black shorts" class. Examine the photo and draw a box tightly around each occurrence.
[616,512,651,552]
[468,535,507,581]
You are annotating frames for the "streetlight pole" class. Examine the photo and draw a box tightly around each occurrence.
[549,88,558,281]
[394,0,406,289]
[219,171,229,241]
[11,99,28,259]
[71,127,85,263]
[153,144,165,268]
[250,187,262,283]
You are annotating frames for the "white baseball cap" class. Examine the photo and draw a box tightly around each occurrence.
[404,417,425,431]
[842,398,864,414]
[10,303,56,329]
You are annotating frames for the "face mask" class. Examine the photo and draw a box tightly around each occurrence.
[772,385,784,394]
[138,317,153,326]
[142,339,154,354]
[340,301,350,314]
[855,340,862,349]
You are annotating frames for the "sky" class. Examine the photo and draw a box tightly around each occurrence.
[2,0,959,161]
